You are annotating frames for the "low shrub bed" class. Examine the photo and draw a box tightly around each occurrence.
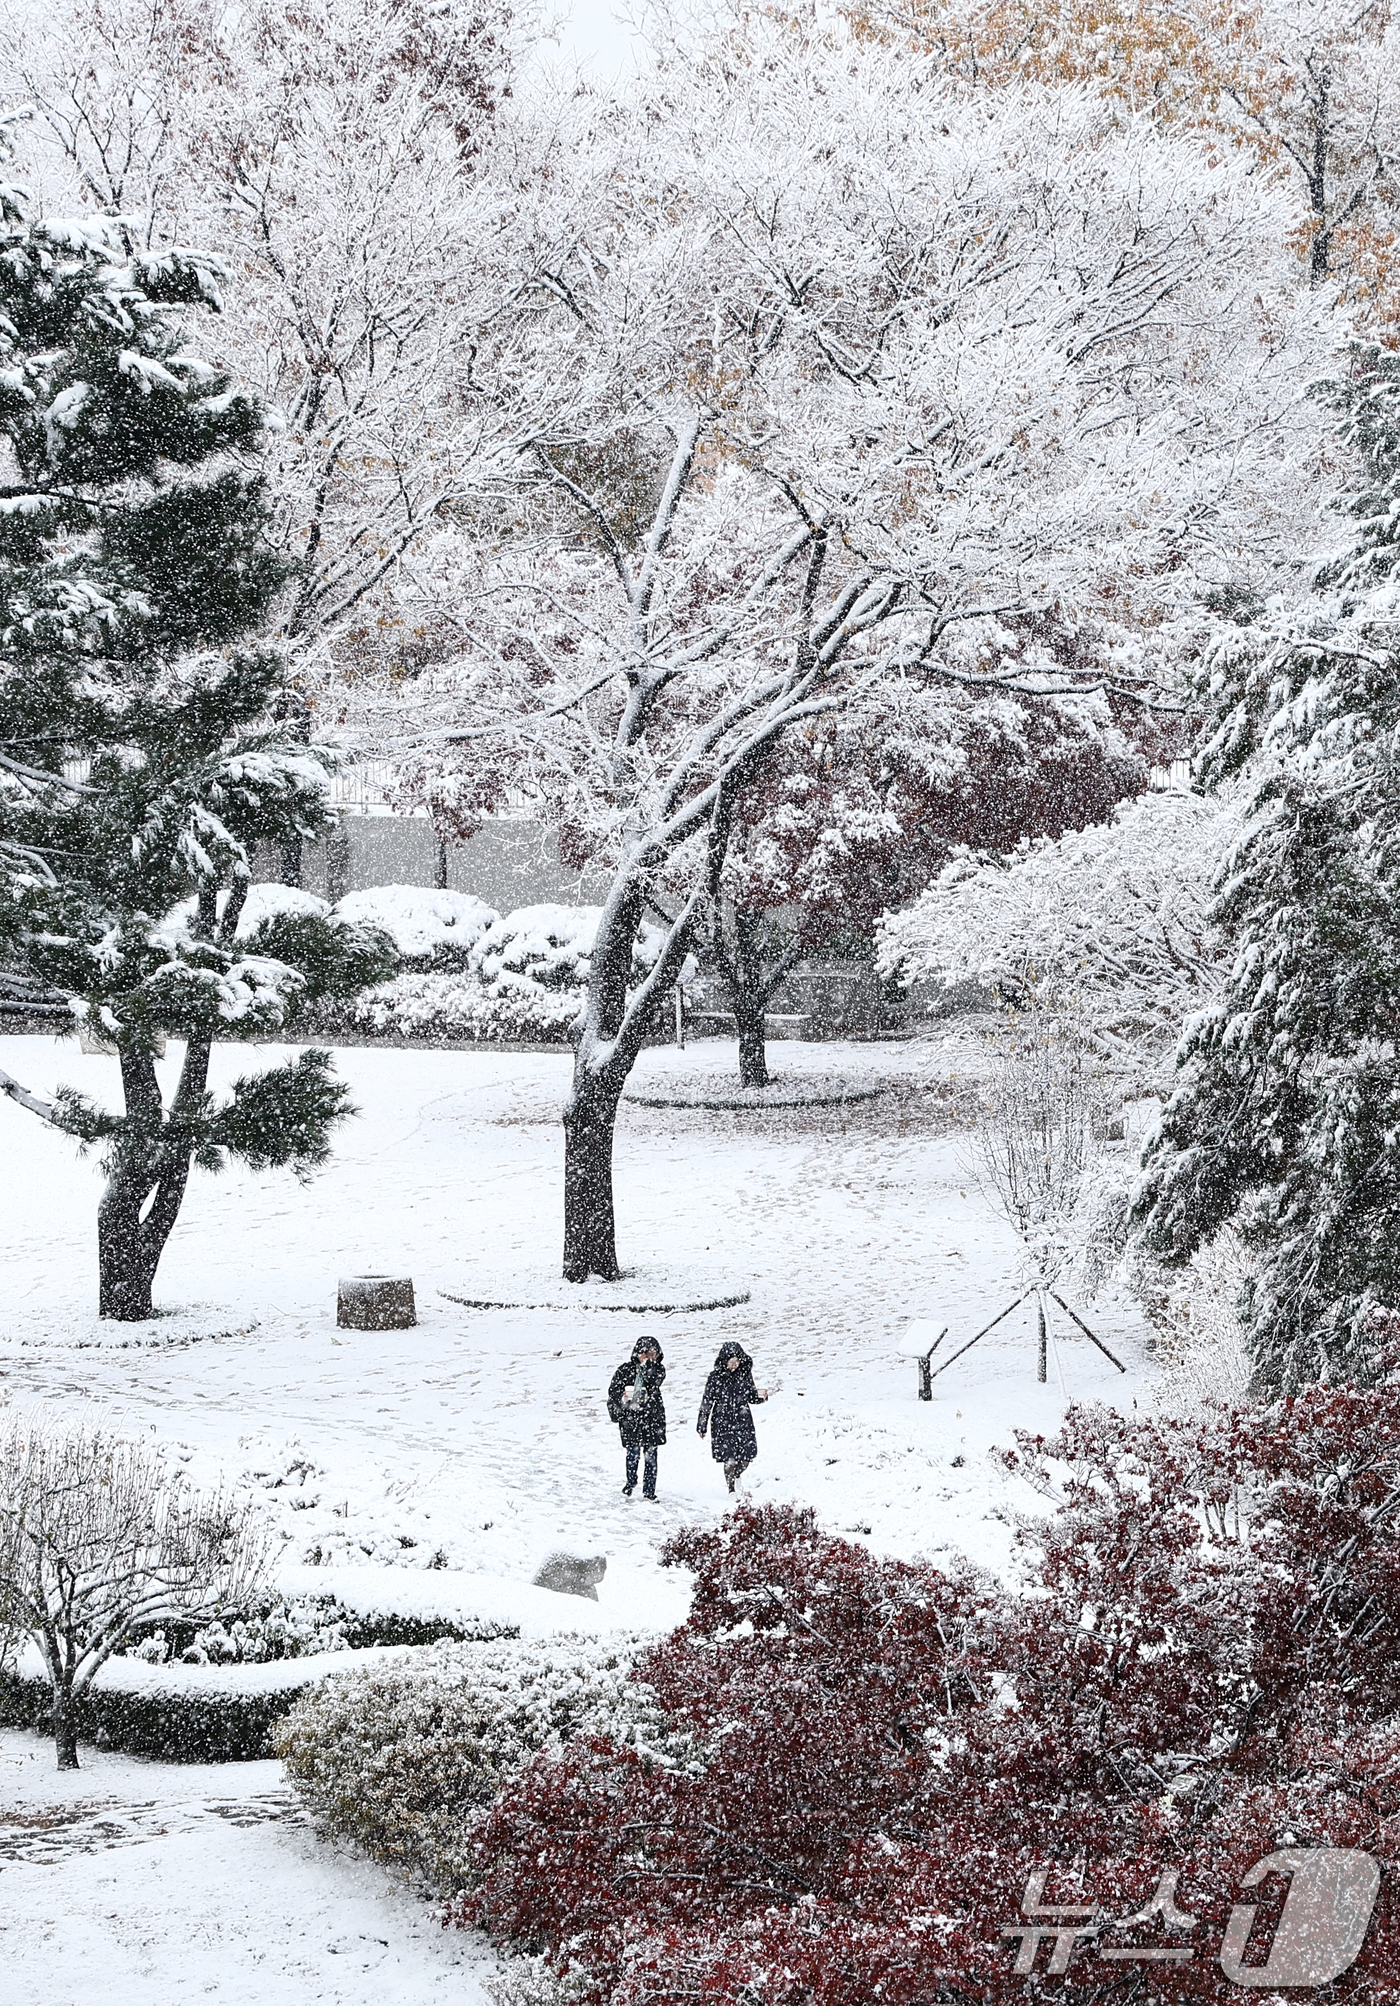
[122,1585,520,1665]
[276,1636,677,1892]
[0,1656,343,1762]
[444,1387,1400,2006]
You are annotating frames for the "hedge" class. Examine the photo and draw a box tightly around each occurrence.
[0,1665,317,1763]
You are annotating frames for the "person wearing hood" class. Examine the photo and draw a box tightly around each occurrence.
[697,1341,771,1493]
[607,1335,667,1499]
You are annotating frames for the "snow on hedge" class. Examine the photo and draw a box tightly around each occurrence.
[18,1639,414,1697]
[347,969,583,1043]
[877,790,1242,1062]
[473,903,604,991]
[274,1564,642,1642]
[161,882,331,943]
[275,1635,678,1892]
[344,903,670,1044]
[333,886,499,966]
[474,905,666,989]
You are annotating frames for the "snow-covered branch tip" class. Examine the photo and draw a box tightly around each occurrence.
[0,1068,62,1125]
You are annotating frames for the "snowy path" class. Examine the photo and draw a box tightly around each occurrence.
[0,1030,1154,1998]
[0,1735,492,2002]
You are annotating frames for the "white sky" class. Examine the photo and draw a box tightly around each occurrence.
[535,0,653,79]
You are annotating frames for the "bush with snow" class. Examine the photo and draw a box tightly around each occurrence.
[161,882,331,943]
[342,904,669,1044]
[349,968,583,1044]
[123,1594,351,1665]
[455,1433,1400,2004]
[473,904,600,991]
[275,1635,677,1892]
[877,790,1242,1067]
[333,887,499,970]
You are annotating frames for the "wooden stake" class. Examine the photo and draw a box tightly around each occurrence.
[1036,1292,1048,1383]
[1048,1290,1127,1372]
[927,1291,1035,1384]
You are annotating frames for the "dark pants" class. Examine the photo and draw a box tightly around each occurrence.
[625,1445,658,1497]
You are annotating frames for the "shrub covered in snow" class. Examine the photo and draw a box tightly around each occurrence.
[123,1594,352,1665]
[347,968,583,1044]
[339,904,669,1045]
[468,905,665,1037]
[120,1575,527,1664]
[333,887,499,971]
[275,1636,676,1892]
[455,1431,1400,2004]
[161,882,331,942]
[472,904,604,993]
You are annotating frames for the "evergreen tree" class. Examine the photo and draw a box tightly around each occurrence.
[1135,346,1400,1390]
[0,121,394,1320]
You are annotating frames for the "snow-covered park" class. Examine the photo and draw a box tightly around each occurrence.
[8,0,1400,1994]
[0,1027,1151,1999]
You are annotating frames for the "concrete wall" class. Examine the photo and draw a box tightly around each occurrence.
[261,817,614,912]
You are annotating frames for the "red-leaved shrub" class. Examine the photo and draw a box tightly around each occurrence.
[453,1387,1400,2002]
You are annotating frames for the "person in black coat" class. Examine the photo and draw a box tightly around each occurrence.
[697,1340,770,1492]
[607,1334,667,1499]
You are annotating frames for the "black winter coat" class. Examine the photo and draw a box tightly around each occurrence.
[697,1342,765,1464]
[608,1338,667,1448]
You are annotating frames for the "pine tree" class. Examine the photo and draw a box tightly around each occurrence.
[0,120,395,1319]
[1135,346,1400,1390]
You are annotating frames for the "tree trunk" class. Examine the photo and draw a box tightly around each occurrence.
[97,1043,209,1319]
[97,1172,160,1320]
[562,1072,624,1282]
[53,1683,80,1770]
[716,908,779,1090]
[735,992,769,1089]
[560,866,703,1283]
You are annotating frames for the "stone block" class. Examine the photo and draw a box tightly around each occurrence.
[337,1275,417,1329]
[531,1551,608,1601]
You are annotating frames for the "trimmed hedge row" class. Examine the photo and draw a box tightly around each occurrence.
[0,1614,530,1764]
[128,1595,517,1665]
[0,1666,311,1763]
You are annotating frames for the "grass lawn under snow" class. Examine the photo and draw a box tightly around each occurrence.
[0,1030,1152,2003]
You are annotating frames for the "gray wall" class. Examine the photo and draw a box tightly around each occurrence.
[263,817,613,913]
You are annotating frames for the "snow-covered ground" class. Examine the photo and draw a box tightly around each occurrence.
[0,1029,1154,2000]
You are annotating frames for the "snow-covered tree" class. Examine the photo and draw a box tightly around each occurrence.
[969,1002,1109,1302]
[0,135,394,1319]
[700,681,1144,1087]
[0,1410,265,1768]
[878,787,1243,1068]
[1136,345,1400,1390]
[386,28,1331,1280]
[853,0,1400,319]
[4,0,516,661]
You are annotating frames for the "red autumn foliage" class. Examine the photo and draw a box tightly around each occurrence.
[453,1387,1400,2002]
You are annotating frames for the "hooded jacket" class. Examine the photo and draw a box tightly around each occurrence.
[697,1340,765,1464]
[607,1335,667,1448]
